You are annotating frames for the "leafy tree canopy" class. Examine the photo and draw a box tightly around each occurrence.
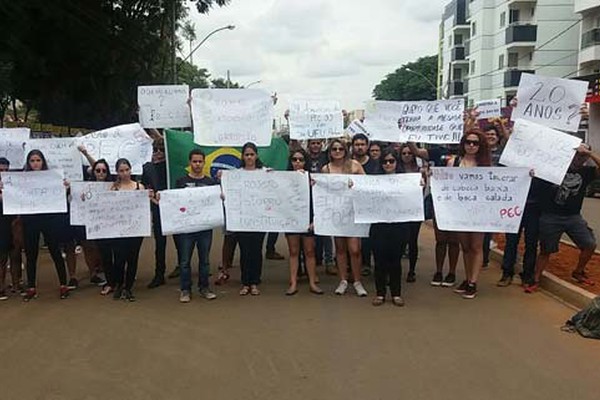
[372,55,438,101]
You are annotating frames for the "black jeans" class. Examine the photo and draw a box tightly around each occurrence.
[400,221,422,272]
[483,232,492,265]
[97,239,116,287]
[266,232,278,253]
[151,205,166,278]
[113,237,144,290]
[370,223,407,297]
[361,237,372,267]
[501,203,540,284]
[238,232,265,286]
[22,214,67,288]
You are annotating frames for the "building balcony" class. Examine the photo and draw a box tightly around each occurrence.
[451,46,468,62]
[464,40,470,56]
[505,24,537,46]
[507,0,537,5]
[574,0,600,14]
[448,80,465,96]
[582,28,600,49]
[504,69,535,88]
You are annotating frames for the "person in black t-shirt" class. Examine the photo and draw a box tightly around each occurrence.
[531,144,600,292]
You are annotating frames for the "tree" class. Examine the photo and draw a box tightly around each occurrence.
[181,21,197,65]
[372,55,438,101]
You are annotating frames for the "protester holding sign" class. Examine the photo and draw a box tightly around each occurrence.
[0,158,16,300]
[110,158,147,302]
[284,149,323,296]
[19,150,70,301]
[445,131,492,299]
[322,139,368,297]
[531,144,600,293]
[368,148,409,307]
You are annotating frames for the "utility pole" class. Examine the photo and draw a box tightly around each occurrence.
[171,1,177,84]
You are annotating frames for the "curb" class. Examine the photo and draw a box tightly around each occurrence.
[489,247,595,310]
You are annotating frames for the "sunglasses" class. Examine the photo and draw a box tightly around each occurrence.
[331,147,345,152]
[382,158,396,165]
[465,140,480,146]
[291,157,305,162]
[95,168,107,173]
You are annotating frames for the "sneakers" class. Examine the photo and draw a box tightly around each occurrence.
[167,266,181,279]
[0,290,8,301]
[113,285,123,300]
[23,288,37,302]
[122,289,136,302]
[180,290,191,303]
[372,296,385,306]
[90,274,107,287]
[353,281,368,297]
[67,278,78,290]
[497,274,513,287]
[453,280,469,294]
[199,288,217,300]
[430,272,443,286]
[441,273,456,287]
[334,280,349,295]
[265,251,285,260]
[406,271,416,283]
[462,282,477,299]
[100,285,113,296]
[524,282,539,294]
[147,276,165,289]
[60,285,70,299]
[392,296,405,307]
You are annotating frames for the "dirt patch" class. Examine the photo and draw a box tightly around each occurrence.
[494,235,600,296]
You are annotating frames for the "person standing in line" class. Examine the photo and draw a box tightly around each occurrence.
[17,150,70,301]
[170,149,219,303]
[0,158,16,300]
[446,131,492,299]
[285,149,323,296]
[365,148,408,306]
[111,158,148,302]
[322,139,368,297]
[397,144,423,283]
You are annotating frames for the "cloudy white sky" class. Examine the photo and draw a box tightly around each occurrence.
[187,0,448,120]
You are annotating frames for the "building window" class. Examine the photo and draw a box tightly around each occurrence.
[529,52,533,61]
[508,52,518,67]
[500,12,506,28]
[499,54,505,69]
[455,34,463,45]
[471,22,476,36]
[509,9,520,24]
[470,60,476,73]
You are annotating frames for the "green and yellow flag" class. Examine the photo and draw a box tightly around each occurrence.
[164,129,289,188]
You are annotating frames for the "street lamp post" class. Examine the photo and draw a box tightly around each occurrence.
[405,67,438,93]
[175,24,236,83]
[244,80,262,88]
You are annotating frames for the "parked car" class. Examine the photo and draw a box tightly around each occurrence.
[587,178,600,198]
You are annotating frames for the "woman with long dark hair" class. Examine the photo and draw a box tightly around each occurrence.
[285,148,322,296]
[447,130,491,299]
[110,158,146,301]
[20,150,70,301]
[321,138,368,297]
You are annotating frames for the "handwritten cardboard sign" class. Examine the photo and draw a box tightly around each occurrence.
[138,85,191,129]
[512,73,588,132]
[345,119,369,137]
[499,119,581,185]
[69,181,112,225]
[475,99,502,120]
[26,138,84,181]
[0,128,30,142]
[1,170,67,215]
[159,186,224,235]
[191,89,273,146]
[85,190,151,239]
[289,98,343,140]
[0,140,25,169]
[430,167,531,233]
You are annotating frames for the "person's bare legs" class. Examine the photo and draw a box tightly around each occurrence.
[572,247,596,276]
[334,237,349,281]
[347,237,362,283]
[534,252,551,283]
[467,233,484,283]
[65,242,77,282]
[0,252,8,293]
[448,237,460,274]
[302,236,321,291]
[433,221,448,273]
[286,235,300,293]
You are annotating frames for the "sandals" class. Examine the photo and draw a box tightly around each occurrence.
[392,296,405,307]
[285,287,298,296]
[372,296,385,306]
[215,270,230,286]
[572,271,595,286]
[250,285,261,296]
[310,286,324,295]
[239,286,250,296]
[100,285,113,296]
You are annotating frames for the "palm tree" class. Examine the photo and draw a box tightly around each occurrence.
[195,0,231,14]
[181,21,197,64]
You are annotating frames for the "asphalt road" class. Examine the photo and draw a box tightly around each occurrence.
[1,227,599,400]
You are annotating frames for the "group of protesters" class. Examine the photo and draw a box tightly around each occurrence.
[0,102,598,307]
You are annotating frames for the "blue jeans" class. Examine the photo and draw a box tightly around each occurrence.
[177,230,213,291]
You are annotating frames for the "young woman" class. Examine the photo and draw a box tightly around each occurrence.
[369,147,409,306]
[20,150,70,301]
[368,141,382,161]
[447,131,491,299]
[397,144,423,283]
[321,138,368,297]
[111,158,146,302]
[285,149,322,296]
[236,142,266,296]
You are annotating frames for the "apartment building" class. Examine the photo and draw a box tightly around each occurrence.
[438,0,580,106]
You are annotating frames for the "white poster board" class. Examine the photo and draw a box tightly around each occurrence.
[499,119,581,185]
[77,123,153,175]
[351,173,424,223]
[221,170,310,232]
[138,85,191,129]
[0,140,25,169]
[26,138,83,181]
[159,186,224,235]
[1,170,67,215]
[69,181,113,225]
[85,190,151,239]
[312,174,370,237]
[289,98,343,140]
[430,167,531,233]
[364,99,464,143]
[191,89,273,146]
[345,119,369,137]
[475,99,502,120]
[511,73,588,132]
[0,128,30,142]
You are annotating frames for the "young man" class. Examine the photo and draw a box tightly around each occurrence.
[529,144,600,293]
[174,149,219,303]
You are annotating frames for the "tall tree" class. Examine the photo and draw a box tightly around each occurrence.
[372,55,438,101]
[181,21,197,65]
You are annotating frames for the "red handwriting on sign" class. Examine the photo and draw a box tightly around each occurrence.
[499,207,522,219]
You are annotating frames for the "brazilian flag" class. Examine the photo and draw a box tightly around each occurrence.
[165,129,290,188]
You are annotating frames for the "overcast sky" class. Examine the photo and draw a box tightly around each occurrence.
[187,0,447,119]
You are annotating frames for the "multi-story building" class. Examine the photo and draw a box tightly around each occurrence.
[439,0,580,106]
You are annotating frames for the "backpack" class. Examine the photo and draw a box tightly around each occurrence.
[562,296,600,340]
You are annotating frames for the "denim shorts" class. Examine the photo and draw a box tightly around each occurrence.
[539,213,596,254]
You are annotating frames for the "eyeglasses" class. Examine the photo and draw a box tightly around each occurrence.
[331,147,345,152]
[95,168,107,173]
[465,140,480,146]
[382,159,397,165]
[291,157,305,162]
